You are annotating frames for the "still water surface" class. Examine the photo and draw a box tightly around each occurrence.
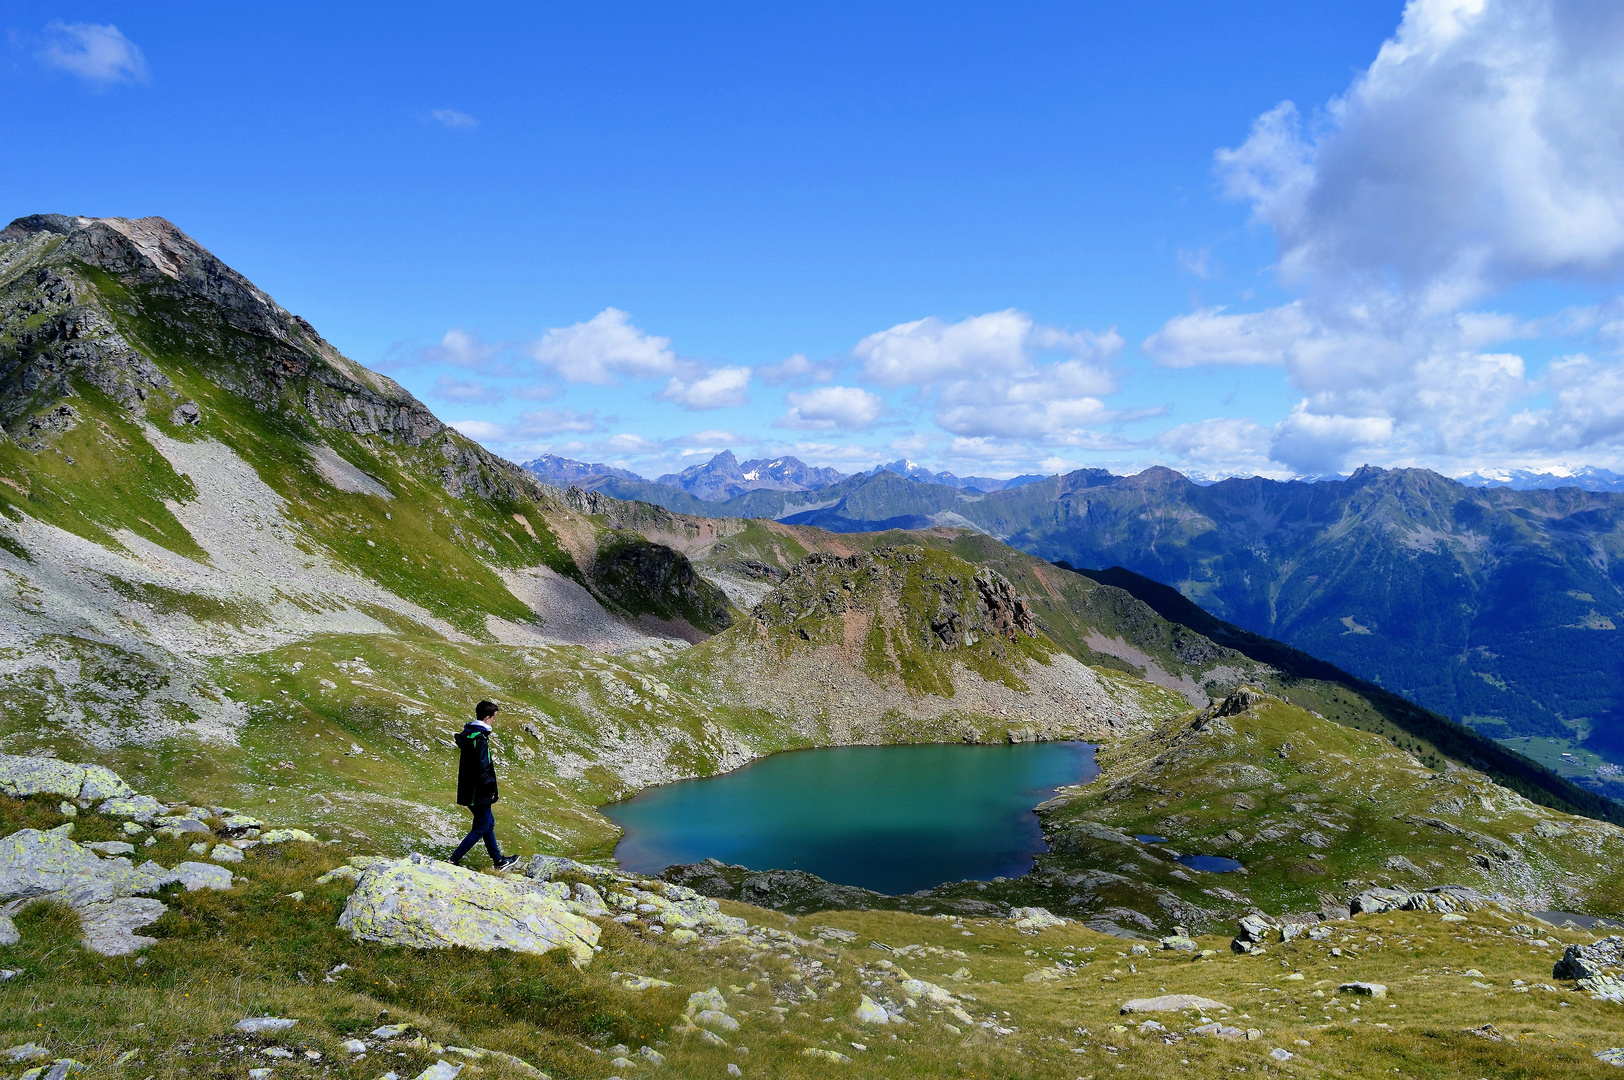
[605,741,1098,895]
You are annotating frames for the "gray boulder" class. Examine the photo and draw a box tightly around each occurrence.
[1555,937,1624,981]
[96,795,167,822]
[79,898,167,956]
[0,914,17,946]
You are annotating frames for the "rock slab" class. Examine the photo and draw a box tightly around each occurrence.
[1121,994,1231,1014]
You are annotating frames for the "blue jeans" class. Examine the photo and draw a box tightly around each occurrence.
[451,803,502,864]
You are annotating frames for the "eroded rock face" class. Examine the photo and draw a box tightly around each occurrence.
[336,856,601,965]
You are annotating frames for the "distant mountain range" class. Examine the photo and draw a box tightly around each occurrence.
[525,451,1624,765]
[1454,465,1624,492]
[522,450,1045,502]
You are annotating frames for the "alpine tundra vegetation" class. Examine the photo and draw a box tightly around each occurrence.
[3,215,1624,1078]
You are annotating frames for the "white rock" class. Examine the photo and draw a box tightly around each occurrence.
[413,1062,462,1080]
[1120,994,1231,1014]
[1010,906,1067,931]
[854,996,889,1024]
[687,988,728,1015]
[2,1044,50,1063]
[210,845,244,864]
[235,1017,299,1034]
[899,979,956,1006]
[341,1039,366,1054]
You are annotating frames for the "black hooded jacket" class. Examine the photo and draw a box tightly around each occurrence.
[456,720,499,807]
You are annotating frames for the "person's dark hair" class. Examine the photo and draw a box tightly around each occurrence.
[476,699,498,720]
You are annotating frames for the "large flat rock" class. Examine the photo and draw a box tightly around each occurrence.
[1121,994,1232,1014]
[337,856,601,965]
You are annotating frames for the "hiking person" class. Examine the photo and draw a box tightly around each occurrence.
[450,699,519,869]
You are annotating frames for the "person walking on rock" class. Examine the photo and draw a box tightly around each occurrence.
[450,699,520,870]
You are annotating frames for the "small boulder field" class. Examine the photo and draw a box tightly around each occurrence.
[5,753,1624,1079]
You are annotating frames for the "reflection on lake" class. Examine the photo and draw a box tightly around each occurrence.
[604,741,1098,895]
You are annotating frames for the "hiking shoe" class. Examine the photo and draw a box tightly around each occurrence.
[495,855,522,871]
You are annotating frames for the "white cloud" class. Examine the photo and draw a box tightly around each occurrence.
[451,409,599,447]
[1269,407,1396,475]
[425,328,501,367]
[39,22,147,85]
[1139,0,1624,475]
[1155,418,1285,478]
[778,386,886,431]
[659,366,751,410]
[855,310,1120,386]
[431,109,479,130]
[1143,304,1312,367]
[848,310,1127,446]
[757,352,839,384]
[1218,0,1624,300]
[432,377,503,404]
[527,308,677,384]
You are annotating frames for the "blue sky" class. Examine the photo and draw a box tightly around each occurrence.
[8,2,1624,481]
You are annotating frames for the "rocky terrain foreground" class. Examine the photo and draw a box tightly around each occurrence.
[5,752,1624,1080]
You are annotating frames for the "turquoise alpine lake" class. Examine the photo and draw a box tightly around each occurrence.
[603,741,1098,895]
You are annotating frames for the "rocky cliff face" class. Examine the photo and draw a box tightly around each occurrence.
[0,214,532,503]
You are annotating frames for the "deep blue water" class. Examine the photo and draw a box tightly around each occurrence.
[1180,854,1244,873]
[604,741,1099,895]
[1135,834,1168,843]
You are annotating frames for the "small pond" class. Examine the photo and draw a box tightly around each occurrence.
[604,741,1098,895]
[1179,854,1244,873]
[1135,834,1168,843]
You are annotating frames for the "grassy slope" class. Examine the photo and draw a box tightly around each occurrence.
[1068,564,1624,826]
[5,794,1624,1080]
[1038,692,1624,923]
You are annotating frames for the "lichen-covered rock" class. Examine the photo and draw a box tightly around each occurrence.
[0,828,169,907]
[854,996,890,1024]
[0,755,133,802]
[0,914,17,946]
[96,795,167,822]
[336,857,600,964]
[79,898,167,956]
[523,855,617,883]
[900,978,956,1005]
[154,818,211,839]
[259,829,318,844]
[618,881,748,935]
